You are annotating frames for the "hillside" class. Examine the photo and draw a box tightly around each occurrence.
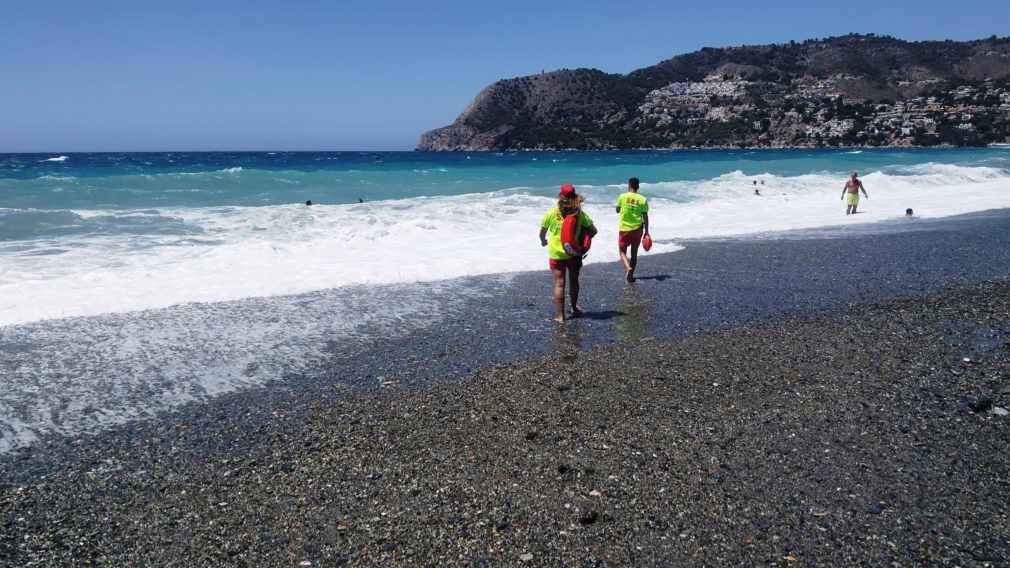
[417,34,1010,150]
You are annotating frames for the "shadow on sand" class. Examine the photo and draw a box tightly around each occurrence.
[634,274,671,281]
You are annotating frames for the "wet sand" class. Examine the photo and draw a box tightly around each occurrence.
[2,211,1010,565]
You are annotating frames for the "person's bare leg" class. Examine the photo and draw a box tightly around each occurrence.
[628,244,639,282]
[619,246,634,282]
[619,246,631,268]
[551,267,566,322]
[569,266,582,317]
[846,204,852,215]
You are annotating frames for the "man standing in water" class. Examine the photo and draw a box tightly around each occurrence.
[842,171,868,215]
[616,177,649,283]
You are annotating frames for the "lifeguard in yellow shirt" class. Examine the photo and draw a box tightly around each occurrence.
[615,177,649,283]
[540,184,598,322]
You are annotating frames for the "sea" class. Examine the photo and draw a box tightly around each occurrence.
[2,148,1010,452]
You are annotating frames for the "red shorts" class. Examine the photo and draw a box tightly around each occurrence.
[618,227,644,248]
[549,257,583,272]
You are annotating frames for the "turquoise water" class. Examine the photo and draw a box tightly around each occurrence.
[3,148,1008,211]
[2,147,1010,328]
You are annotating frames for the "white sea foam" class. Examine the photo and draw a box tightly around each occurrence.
[42,155,68,162]
[2,160,1010,453]
[1,163,1008,326]
[0,279,496,453]
[0,195,675,326]
[629,164,1010,239]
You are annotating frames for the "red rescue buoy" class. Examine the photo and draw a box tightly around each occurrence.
[560,214,591,257]
[642,233,653,252]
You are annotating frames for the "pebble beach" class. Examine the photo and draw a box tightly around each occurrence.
[3,211,1010,566]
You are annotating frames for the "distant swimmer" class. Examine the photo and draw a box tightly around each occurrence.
[540,184,597,322]
[754,188,761,196]
[358,197,364,203]
[906,208,914,217]
[305,200,312,206]
[841,171,868,215]
[616,177,649,283]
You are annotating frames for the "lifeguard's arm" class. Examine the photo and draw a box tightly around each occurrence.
[586,223,598,238]
[642,212,649,235]
[539,226,548,247]
[615,205,621,213]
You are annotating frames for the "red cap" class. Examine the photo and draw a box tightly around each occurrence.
[559,183,576,198]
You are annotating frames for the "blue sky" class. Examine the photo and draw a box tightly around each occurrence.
[2,0,1008,151]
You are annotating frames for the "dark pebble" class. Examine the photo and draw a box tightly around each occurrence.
[7,269,1010,566]
[969,398,993,413]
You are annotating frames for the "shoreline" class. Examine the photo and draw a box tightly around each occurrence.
[444,142,973,152]
[0,208,1005,460]
[2,279,1009,565]
[3,145,1003,156]
[4,208,1010,469]
[2,209,1010,564]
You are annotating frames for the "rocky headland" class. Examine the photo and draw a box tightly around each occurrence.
[417,34,1010,151]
